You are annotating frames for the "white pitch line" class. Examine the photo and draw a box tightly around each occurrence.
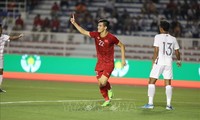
[0,98,123,105]
[1,98,199,105]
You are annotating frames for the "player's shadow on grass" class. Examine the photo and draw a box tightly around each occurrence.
[139,104,174,115]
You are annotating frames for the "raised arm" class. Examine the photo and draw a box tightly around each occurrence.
[70,14,90,37]
[117,41,126,67]
[9,34,23,40]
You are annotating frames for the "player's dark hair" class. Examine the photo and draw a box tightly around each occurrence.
[0,24,2,27]
[160,20,170,32]
[98,19,110,30]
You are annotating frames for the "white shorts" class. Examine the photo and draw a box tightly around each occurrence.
[150,64,173,79]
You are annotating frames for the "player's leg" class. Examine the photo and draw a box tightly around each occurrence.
[142,78,157,109]
[99,70,114,99]
[98,75,109,87]
[0,68,5,93]
[96,71,110,106]
[0,59,5,93]
[148,78,157,105]
[99,75,110,106]
[142,64,163,109]
[106,81,114,100]
[165,79,173,110]
[98,70,115,106]
[142,77,157,109]
[163,66,173,110]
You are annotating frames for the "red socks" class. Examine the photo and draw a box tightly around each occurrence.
[100,82,111,101]
[106,81,111,90]
[100,86,109,101]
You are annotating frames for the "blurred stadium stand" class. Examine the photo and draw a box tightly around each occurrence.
[0,0,200,62]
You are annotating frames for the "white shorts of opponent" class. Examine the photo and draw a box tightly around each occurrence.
[150,64,173,79]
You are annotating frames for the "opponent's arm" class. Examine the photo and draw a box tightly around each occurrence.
[9,34,23,40]
[175,49,181,67]
[70,14,90,37]
[117,41,126,67]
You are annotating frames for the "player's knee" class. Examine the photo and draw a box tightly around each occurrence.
[149,78,157,84]
[100,80,107,87]
[98,81,103,87]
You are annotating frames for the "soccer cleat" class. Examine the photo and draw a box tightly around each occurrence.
[108,89,114,100]
[0,88,6,93]
[141,104,154,109]
[166,106,174,110]
[101,101,111,107]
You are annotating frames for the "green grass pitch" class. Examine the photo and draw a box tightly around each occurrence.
[0,79,200,120]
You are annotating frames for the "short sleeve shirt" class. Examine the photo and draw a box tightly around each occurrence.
[154,34,179,66]
[90,32,119,71]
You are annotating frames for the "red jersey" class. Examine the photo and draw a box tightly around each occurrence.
[90,32,119,71]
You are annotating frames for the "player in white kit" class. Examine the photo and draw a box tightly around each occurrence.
[142,21,181,110]
[0,24,23,93]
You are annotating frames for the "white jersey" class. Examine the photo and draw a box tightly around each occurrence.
[153,34,179,66]
[0,34,10,59]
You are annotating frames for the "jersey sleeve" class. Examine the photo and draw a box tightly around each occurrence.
[111,35,119,45]
[3,34,10,42]
[174,38,180,50]
[153,35,159,47]
[89,32,98,38]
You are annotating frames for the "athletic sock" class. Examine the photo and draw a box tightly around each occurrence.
[106,82,111,90]
[166,85,173,106]
[100,86,109,101]
[148,84,155,105]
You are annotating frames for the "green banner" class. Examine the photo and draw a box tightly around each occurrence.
[4,54,200,81]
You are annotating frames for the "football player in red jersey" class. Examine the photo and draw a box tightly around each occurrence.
[70,14,126,106]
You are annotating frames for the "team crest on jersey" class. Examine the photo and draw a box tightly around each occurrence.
[21,54,41,73]
[112,59,129,77]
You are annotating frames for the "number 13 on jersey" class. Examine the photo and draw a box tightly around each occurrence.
[163,42,173,56]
